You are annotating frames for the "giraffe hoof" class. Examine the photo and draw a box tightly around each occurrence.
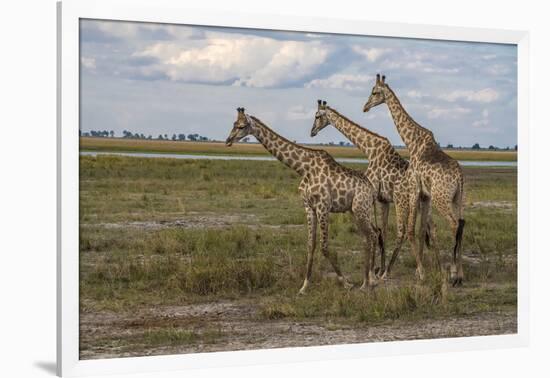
[380,271,389,280]
[337,276,353,290]
[452,277,463,287]
[449,264,458,280]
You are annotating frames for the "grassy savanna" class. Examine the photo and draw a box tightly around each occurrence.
[80,137,518,162]
[79,155,517,358]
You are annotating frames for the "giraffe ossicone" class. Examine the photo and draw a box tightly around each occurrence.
[310,100,432,280]
[363,74,466,287]
[226,108,382,294]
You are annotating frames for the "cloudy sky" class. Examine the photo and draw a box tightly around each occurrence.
[80,19,517,148]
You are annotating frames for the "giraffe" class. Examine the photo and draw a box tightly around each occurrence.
[311,100,431,280]
[363,74,466,286]
[226,107,383,294]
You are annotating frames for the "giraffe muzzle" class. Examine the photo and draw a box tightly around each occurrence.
[225,137,233,147]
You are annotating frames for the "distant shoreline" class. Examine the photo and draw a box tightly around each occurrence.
[79,137,518,162]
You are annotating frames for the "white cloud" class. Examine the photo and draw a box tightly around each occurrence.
[364,113,377,120]
[94,21,142,39]
[305,33,323,39]
[385,60,459,74]
[81,57,96,70]
[427,106,471,119]
[90,20,196,41]
[486,64,511,76]
[473,108,490,127]
[406,90,425,99]
[286,105,316,121]
[383,50,459,74]
[441,88,500,103]
[473,119,489,127]
[422,66,459,74]
[352,46,391,62]
[305,73,373,90]
[137,37,329,88]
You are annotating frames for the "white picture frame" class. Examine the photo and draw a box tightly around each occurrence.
[57,0,530,376]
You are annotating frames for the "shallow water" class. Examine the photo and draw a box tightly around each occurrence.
[80,151,517,167]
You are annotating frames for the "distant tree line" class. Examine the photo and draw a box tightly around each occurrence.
[468,143,517,151]
[79,129,210,142]
[79,130,114,138]
[78,130,516,150]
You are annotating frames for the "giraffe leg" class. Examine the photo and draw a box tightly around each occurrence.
[355,194,378,288]
[453,190,466,286]
[432,192,462,286]
[427,214,442,272]
[318,211,351,289]
[418,197,437,269]
[419,204,449,296]
[381,191,408,280]
[378,201,390,274]
[299,206,317,295]
[359,227,378,290]
[407,188,425,281]
[353,201,378,290]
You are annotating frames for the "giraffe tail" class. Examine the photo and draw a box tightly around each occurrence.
[377,227,385,258]
[453,219,465,258]
[425,227,431,248]
[453,176,466,254]
[372,197,385,255]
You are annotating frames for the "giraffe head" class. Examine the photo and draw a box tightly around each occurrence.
[310,99,329,137]
[226,107,253,146]
[363,74,389,112]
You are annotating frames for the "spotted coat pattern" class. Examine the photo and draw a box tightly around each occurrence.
[311,102,430,278]
[363,76,466,285]
[226,108,380,293]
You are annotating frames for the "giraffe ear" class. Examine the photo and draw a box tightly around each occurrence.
[381,75,386,84]
[376,73,380,84]
[322,101,327,106]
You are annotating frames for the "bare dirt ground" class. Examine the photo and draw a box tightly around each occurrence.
[80,212,304,231]
[470,200,515,211]
[79,207,517,360]
[80,294,517,360]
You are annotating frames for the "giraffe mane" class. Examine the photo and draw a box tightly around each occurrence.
[385,86,435,140]
[327,106,391,143]
[249,115,328,154]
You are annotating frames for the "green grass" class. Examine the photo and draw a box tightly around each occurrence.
[80,226,304,310]
[80,137,518,161]
[259,276,516,323]
[80,155,516,307]
[79,155,517,354]
[140,327,224,347]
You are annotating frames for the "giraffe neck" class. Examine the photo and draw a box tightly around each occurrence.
[249,116,314,176]
[326,107,391,161]
[384,86,437,157]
